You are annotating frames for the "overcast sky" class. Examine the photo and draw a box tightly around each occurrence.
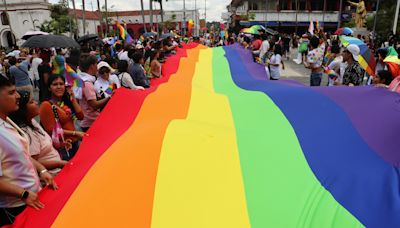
[50,0,231,22]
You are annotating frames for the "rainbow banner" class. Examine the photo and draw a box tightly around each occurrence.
[11,44,400,228]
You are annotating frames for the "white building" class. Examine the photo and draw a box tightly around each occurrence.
[0,0,50,47]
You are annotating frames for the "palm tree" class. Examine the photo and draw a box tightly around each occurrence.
[82,0,86,35]
[140,0,147,33]
[96,0,103,37]
[155,0,167,32]
[71,0,78,37]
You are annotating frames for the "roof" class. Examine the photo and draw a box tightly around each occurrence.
[69,9,162,20]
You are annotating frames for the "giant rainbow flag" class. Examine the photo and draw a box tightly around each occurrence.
[11,44,400,228]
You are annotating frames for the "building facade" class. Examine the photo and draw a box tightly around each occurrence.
[228,0,378,33]
[70,9,200,38]
[0,0,50,47]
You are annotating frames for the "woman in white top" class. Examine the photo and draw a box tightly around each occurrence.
[9,90,67,176]
[94,61,116,99]
[268,44,283,80]
[117,60,145,90]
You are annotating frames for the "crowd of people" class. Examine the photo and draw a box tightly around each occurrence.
[238,28,400,92]
[0,34,183,226]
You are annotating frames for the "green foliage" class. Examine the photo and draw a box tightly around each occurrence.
[343,19,356,28]
[366,0,400,44]
[39,0,77,34]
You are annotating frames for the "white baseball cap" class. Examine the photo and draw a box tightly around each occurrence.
[97,61,115,73]
[346,44,360,62]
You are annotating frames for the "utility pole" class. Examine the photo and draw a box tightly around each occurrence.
[204,0,206,23]
[373,0,380,36]
[394,0,400,34]
[183,0,186,36]
[105,0,108,36]
[295,0,298,34]
[195,0,197,36]
[337,0,343,29]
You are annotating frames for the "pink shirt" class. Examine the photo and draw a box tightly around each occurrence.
[23,119,62,175]
[79,81,100,128]
[388,76,400,93]
[0,118,41,208]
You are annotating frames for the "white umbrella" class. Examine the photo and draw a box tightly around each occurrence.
[22,31,49,40]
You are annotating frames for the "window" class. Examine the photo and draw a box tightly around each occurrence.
[1,12,9,25]
[311,0,324,11]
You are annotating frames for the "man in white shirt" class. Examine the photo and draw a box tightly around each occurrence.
[259,34,270,63]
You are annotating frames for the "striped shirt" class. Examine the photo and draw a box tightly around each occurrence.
[0,117,41,208]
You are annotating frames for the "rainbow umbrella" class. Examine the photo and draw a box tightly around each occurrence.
[11,44,400,228]
[340,35,376,76]
[240,25,266,35]
[334,27,353,36]
[383,47,400,77]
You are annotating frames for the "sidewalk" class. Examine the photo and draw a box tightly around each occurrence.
[280,48,328,86]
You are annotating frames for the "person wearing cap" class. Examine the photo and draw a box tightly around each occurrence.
[340,44,365,86]
[94,61,116,99]
[78,55,110,132]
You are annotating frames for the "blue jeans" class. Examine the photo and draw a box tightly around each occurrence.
[310,72,323,86]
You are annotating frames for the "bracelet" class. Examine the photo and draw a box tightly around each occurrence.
[39,169,48,175]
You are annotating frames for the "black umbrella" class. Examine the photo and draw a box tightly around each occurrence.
[77,34,99,44]
[21,35,80,48]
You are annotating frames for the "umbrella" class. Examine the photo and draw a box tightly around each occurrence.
[340,35,376,76]
[21,34,80,48]
[334,27,353,36]
[21,31,48,40]
[241,25,267,35]
[77,34,99,43]
[143,32,157,38]
[160,33,173,39]
[383,47,400,77]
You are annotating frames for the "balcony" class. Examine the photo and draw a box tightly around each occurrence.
[249,10,339,23]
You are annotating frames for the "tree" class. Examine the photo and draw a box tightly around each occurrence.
[366,0,400,44]
[39,0,77,34]
[155,0,168,32]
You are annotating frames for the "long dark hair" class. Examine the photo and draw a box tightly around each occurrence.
[9,90,33,128]
[47,74,77,115]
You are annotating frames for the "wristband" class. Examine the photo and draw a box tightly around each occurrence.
[39,169,48,175]
[20,189,29,200]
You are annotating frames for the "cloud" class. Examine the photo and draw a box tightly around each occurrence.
[51,0,230,22]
